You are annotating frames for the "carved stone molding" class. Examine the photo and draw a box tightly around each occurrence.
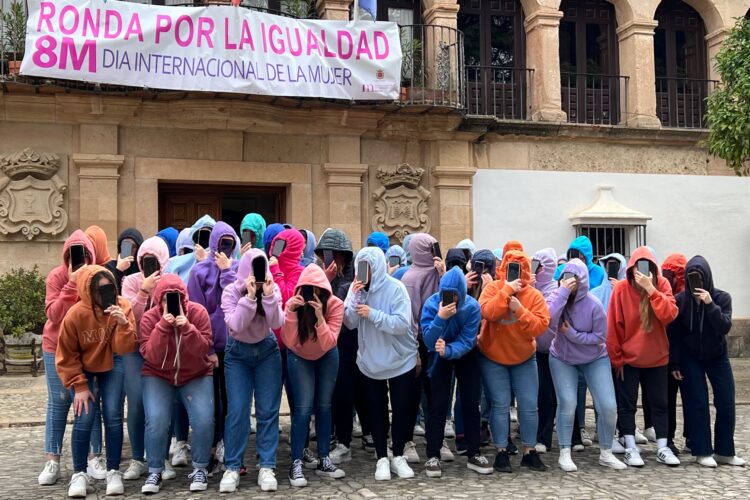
[0,148,68,240]
[372,163,431,242]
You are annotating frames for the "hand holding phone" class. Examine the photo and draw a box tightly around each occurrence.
[301,285,315,303]
[120,240,134,259]
[388,255,401,268]
[506,262,521,283]
[356,261,370,284]
[166,291,182,318]
[636,260,651,277]
[70,244,86,272]
[323,250,334,268]
[687,272,703,294]
[474,261,485,275]
[241,230,253,247]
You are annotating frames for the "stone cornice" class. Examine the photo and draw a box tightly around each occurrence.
[524,9,563,33]
[431,165,477,188]
[616,20,659,42]
[72,154,124,180]
[705,28,730,48]
[322,163,369,186]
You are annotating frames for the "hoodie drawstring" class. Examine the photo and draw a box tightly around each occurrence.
[173,328,182,386]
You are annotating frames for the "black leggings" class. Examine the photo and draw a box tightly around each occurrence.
[616,365,668,439]
[364,368,417,459]
[213,351,227,447]
[332,340,370,447]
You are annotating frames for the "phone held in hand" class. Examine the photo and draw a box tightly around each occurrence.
[197,228,211,249]
[636,260,651,277]
[357,260,370,284]
[530,259,541,274]
[99,284,117,311]
[324,250,334,268]
[432,242,442,260]
[120,240,134,259]
[241,230,253,247]
[388,255,401,268]
[252,257,266,284]
[473,261,485,275]
[506,262,521,283]
[561,272,576,282]
[70,244,86,271]
[166,291,181,317]
[142,255,159,278]
[441,290,455,307]
[271,239,286,259]
[567,248,582,261]
[687,271,703,294]
[301,285,315,303]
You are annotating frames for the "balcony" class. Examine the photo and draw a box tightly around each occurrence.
[464,66,533,120]
[561,73,629,126]
[656,77,718,129]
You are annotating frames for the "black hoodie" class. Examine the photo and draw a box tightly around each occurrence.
[315,228,356,350]
[106,228,145,293]
[669,255,732,368]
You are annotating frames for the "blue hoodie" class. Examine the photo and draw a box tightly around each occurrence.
[344,247,415,380]
[554,235,605,288]
[176,228,194,256]
[366,232,390,253]
[166,215,216,284]
[300,229,318,267]
[263,223,286,255]
[156,227,179,258]
[386,245,407,266]
[590,252,627,312]
[421,267,481,376]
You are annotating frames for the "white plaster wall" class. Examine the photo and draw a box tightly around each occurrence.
[473,169,750,316]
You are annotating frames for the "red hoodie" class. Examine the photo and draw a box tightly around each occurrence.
[43,230,96,353]
[139,274,213,386]
[606,247,679,369]
[662,254,687,294]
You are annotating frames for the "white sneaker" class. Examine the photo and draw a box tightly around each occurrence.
[353,417,363,438]
[440,441,455,462]
[390,456,415,479]
[581,429,593,447]
[599,450,627,470]
[216,440,225,463]
[444,420,456,439]
[123,460,147,480]
[258,468,277,492]
[697,456,718,468]
[404,441,420,464]
[510,407,518,423]
[715,455,746,467]
[558,448,577,472]
[657,447,680,467]
[624,448,645,468]
[573,444,585,452]
[644,427,657,443]
[413,424,426,437]
[170,437,179,456]
[87,456,107,480]
[375,457,391,481]
[534,443,548,454]
[330,443,352,465]
[220,470,240,493]
[106,470,124,496]
[188,468,208,492]
[171,441,190,467]
[635,429,648,445]
[162,461,176,481]
[612,438,626,454]
[39,460,61,486]
[67,472,93,498]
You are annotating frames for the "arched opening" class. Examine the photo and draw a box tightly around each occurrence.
[654,0,711,128]
[459,0,528,119]
[558,0,620,125]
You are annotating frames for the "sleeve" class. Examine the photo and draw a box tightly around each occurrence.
[220,267,237,289]
[547,287,571,331]
[606,286,625,369]
[44,270,78,325]
[270,264,292,307]
[343,284,360,330]
[222,285,257,335]
[177,305,212,363]
[420,297,445,351]
[367,286,412,336]
[122,275,148,325]
[444,302,480,360]
[705,291,732,336]
[565,302,607,346]
[187,271,208,308]
[111,299,137,356]
[280,308,300,349]
[139,309,174,367]
[314,298,343,353]
[478,281,513,322]
[649,278,679,326]
[55,316,88,392]
[263,286,285,331]
[513,291,550,338]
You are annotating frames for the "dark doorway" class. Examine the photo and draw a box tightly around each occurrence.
[159,183,285,235]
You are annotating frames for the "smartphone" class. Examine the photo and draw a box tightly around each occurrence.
[607,260,620,279]
[561,272,576,282]
[219,237,235,257]
[461,248,471,262]
[687,272,703,293]
[441,290,455,306]
[241,230,253,247]
[252,257,266,284]
[432,242,442,260]
[197,228,211,249]
[99,283,117,311]
[357,260,370,284]
[567,248,582,261]
[324,250,334,268]
[636,260,651,277]
[474,261,485,275]
[388,255,401,268]
[70,244,86,271]
[271,239,286,258]
[531,259,541,274]
[301,285,315,303]
[121,240,134,259]
[166,291,181,317]
[506,262,521,282]
[142,255,159,278]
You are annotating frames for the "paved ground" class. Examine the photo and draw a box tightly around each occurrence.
[2,361,750,499]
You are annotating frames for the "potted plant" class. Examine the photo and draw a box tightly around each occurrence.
[1,0,27,76]
[400,33,423,102]
[0,266,46,362]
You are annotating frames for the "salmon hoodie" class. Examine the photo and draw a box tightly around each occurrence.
[281,264,344,361]
[139,274,213,386]
[478,250,550,366]
[122,236,171,334]
[55,266,137,392]
[606,246,679,369]
[42,230,96,354]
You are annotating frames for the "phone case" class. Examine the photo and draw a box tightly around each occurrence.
[357,262,369,283]
[167,293,181,317]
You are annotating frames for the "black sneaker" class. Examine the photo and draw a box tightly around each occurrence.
[362,435,375,449]
[455,435,468,456]
[302,448,319,470]
[425,457,442,478]
[316,456,345,479]
[189,468,208,492]
[493,450,512,473]
[468,454,493,475]
[521,450,547,472]
[507,438,519,456]
[141,473,162,494]
[289,459,307,487]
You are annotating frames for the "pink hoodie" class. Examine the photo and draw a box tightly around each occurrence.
[280,264,344,361]
[122,236,171,335]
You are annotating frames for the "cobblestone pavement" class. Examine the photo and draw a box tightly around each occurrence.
[2,362,750,499]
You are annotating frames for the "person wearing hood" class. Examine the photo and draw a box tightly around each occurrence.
[156,227,179,258]
[477,250,550,474]
[219,250,284,493]
[55,266,137,497]
[263,223,286,256]
[240,213,267,252]
[106,228,145,292]
[392,233,421,280]
[175,228,194,256]
[456,239,477,259]
[606,247,680,468]
[38,231,97,487]
[445,248,468,274]
[366,231,390,253]
[120,236,172,481]
[386,245,407,275]
[669,256,744,468]
[547,259,626,472]
[139,275,213,494]
[420,267,493,478]
[554,236,605,289]
[591,253,628,311]
[299,229,318,267]
[166,215,216,284]
[188,221,240,474]
[343,247,415,481]
[282,265,346,487]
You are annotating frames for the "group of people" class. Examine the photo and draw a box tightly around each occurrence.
[36,214,744,497]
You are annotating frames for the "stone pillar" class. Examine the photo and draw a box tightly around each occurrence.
[705,28,728,85]
[431,165,477,247]
[617,20,662,128]
[423,0,459,29]
[323,135,367,248]
[316,0,351,21]
[72,154,124,247]
[524,9,566,122]
[421,1,462,99]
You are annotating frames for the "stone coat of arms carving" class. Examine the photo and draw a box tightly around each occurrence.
[0,148,68,239]
[372,163,431,242]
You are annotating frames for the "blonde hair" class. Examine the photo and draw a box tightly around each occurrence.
[639,290,654,333]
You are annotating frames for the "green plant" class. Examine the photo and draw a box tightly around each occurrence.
[400,32,424,84]
[705,16,750,176]
[0,266,46,338]
[1,0,27,61]
[281,0,315,19]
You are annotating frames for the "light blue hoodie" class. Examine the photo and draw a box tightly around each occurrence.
[300,229,318,267]
[344,247,415,380]
[590,252,627,312]
[165,214,216,284]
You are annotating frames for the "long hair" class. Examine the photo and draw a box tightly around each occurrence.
[254,284,266,317]
[296,287,330,345]
[633,262,657,333]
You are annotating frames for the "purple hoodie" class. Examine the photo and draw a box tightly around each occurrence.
[401,233,441,333]
[548,258,608,365]
[221,249,284,345]
[533,248,559,354]
[188,221,239,353]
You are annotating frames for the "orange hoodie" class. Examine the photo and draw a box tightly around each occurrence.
[478,250,550,365]
[56,266,137,392]
[85,225,112,265]
[606,247,678,369]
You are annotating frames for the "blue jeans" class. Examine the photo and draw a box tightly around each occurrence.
[122,350,145,462]
[71,362,124,472]
[43,351,102,457]
[223,335,282,470]
[143,376,214,473]
[549,355,617,450]
[478,352,538,449]
[577,374,588,427]
[287,348,339,460]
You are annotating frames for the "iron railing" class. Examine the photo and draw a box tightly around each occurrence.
[464,66,533,120]
[561,73,629,126]
[656,77,718,129]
